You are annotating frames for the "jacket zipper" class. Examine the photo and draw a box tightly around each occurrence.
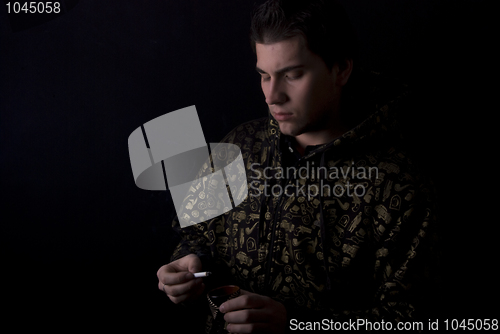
[265,179,286,292]
[265,158,301,292]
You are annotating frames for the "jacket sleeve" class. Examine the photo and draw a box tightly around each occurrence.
[366,172,440,322]
[168,149,217,268]
[168,119,263,266]
[168,131,243,268]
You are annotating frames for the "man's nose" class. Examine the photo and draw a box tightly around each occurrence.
[265,79,287,105]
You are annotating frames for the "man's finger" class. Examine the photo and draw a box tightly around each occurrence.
[158,280,165,292]
[160,271,194,285]
[183,254,202,272]
[223,309,264,324]
[164,281,205,304]
[220,291,265,313]
[159,254,201,275]
[163,278,203,296]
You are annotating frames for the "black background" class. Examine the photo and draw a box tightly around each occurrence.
[1,0,496,330]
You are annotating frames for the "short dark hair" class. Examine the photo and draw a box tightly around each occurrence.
[250,0,358,69]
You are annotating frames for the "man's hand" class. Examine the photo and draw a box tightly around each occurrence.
[220,290,287,334]
[156,254,205,304]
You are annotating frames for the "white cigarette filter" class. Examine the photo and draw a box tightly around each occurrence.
[193,272,212,278]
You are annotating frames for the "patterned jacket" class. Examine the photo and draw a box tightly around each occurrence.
[170,73,438,328]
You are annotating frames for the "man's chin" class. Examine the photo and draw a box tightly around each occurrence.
[278,123,302,137]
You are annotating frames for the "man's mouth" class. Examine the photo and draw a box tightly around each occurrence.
[272,111,293,121]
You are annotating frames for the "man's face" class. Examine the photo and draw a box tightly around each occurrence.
[256,35,344,138]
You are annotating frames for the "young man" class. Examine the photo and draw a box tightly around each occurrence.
[157,1,437,333]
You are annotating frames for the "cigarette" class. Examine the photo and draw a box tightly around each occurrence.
[193,271,212,278]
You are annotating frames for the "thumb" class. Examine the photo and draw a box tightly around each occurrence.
[238,289,252,296]
[181,254,202,273]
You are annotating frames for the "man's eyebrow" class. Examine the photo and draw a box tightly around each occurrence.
[255,65,304,75]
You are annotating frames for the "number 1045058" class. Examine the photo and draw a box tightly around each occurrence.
[5,2,61,14]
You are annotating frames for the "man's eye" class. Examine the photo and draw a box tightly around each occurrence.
[286,73,303,81]
[261,76,271,82]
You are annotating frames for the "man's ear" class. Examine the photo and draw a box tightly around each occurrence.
[336,58,353,87]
